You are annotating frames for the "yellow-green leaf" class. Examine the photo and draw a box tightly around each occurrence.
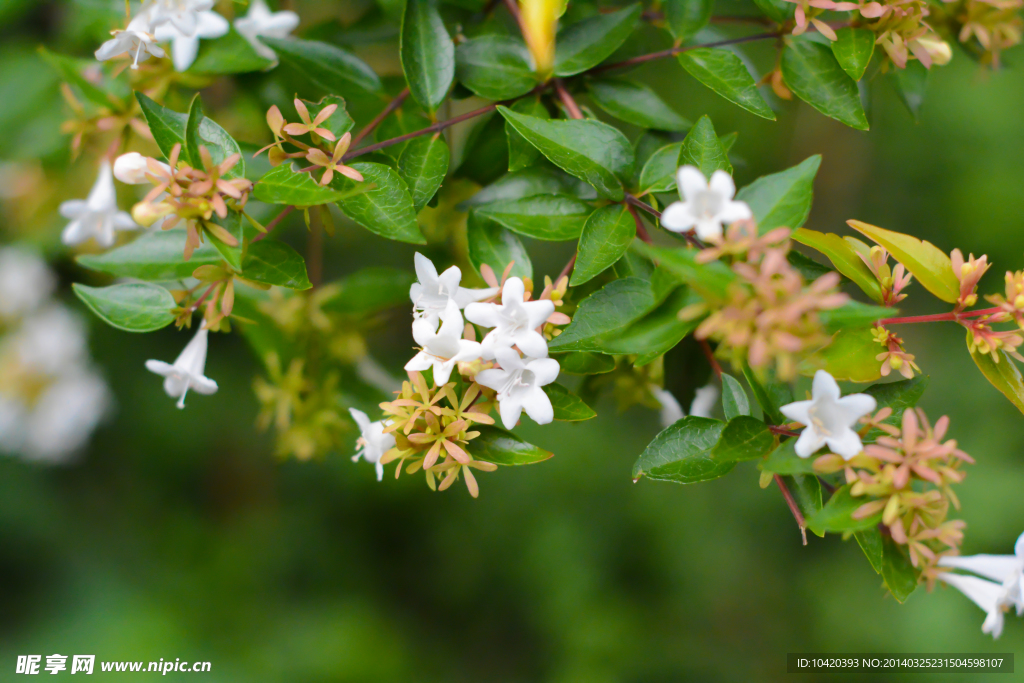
[792,227,882,302]
[847,220,958,303]
[800,327,882,383]
[968,330,1024,416]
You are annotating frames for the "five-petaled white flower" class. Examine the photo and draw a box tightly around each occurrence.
[58,159,138,248]
[234,0,301,61]
[145,324,218,408]
[148,0,215,36]
[465,277,554,360]
[348,408,395,481]
[113,152,172,185]
[780,370,876,459]
[939,531,1024,623]
[476,347,560,429]
[153,6,229,71]
[938,571,1019,639]
[94,10,166,69]
[661,165,752,241]
[409,252,498,326]
[405,300,482,385]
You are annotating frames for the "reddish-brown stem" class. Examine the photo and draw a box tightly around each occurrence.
[626,194,707,249]
[768,425,800,438]
[188,281,220,313]
[344,101,499,161]
[877,306,1003,325]
[625,203,653,244]
[251,205,295,243]
[351,87,410,148]
[774,474,808,545]
[699,339,723,379]
[554,78,584,119]
[590,31,782,74]
[557,253,577,283]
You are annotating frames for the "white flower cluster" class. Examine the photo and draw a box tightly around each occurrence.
[939,531,1024,638]
[0,248,110,463]
[95,0,298,72]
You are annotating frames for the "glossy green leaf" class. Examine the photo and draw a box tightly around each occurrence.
[204,210,244,271]
[712,416,774,462]
[679,115,732,177]
[791,227,882,301]
[301,95,354,139]
[677,49,776,120]
[758,438,816,475]
[632,242,736,301]
[506,97,548,172]
[254,164,360,206]
[76,229,223,280]
[337,162,426,244]
[572,204,635,285]
[552,351,617,375]
[638,141,683,194]
[801,327,883,383]
[548,277,658,352]
[136,92,189,162]
[831,28,874,81]
[856,527,884,574]
[585,78,690,131]
[460,167,596,208]
[751,0,794,23]
[72,283,175,333]
[863,376,928,429]
[400,0,454,110]
[891,60,927,120]
[735,155,821,233]
[185,94,205,175]
[722,373,751,421]
[455,36,536,101]
[806,485,882,535]
[820,301,892,332]
[742,364,792,426]
[466,213,533,280]
[241,240,312,290]
[471,425,553,465]
[553,4,642,76]
[320,267,416,315]
[847,220,958,303]
[882,536,919,603]
[633,416,734,484]
[189,26,273,74]
[475,195,593,241]
[968,332,1024,416]
[261,36,382,93]
[781,37,869,131]
[543,383,597,421]
[497,105,633,200]
[397,133,449,211]
[595,287,701,356]
[664,0,713,40]
[137,92,242,175]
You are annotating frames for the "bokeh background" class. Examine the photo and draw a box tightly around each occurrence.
[1,0,1022,680]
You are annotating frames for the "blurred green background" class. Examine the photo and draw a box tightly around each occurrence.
[1,1,1022,680]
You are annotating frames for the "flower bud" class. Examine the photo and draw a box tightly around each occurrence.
[521,0,560,78]
[131,200,173,227]
[114,152,171,184]
[917,37,952,66]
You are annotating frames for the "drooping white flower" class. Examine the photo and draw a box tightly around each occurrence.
[476,347,559,429]
[148,0,215,36]
[94,10,166,69]
[780,370,876,459]
[0,247,55,320]
[348,408,395,481]
[113,152,172,185]
[661,166,752,241]
[690,383,719,419]
[234,0,301,61]
[154,7,229,71]
[464,277,554,360]
[12,306,87,376]
[21,369,110,463]
[145,324,218,408]
[404,300,482,385]
[938,571,1017,639]
[651,387,684,427]
[939,531,1024,617]
[409,252,498,326]
[59,160,138,248]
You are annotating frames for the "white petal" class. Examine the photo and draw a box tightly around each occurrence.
[414,252,437,286]
[689,383,719,418]
[196,11,229,38]
[348,408,371,433]
[432,358,456,385]
[940,572,1004,614]
[836,393,877,423]
[811,369,842,402]
[498,394,524,429]
[1016,531,1024,559]
[676,165,708,201]
[410,317,437,347]
[694,218,724,241]
[453,286,499,308]
[171,34,201,71]
[436,264,463,296]
[436,300,464,339]
[58,200,87,219]
[825,428,864,459]
[404,352,432,372]
[793,427,826,457]
[464,302,501,328]
[452,339,482,363]
[522,386,553,425]
[61,220,88,246]
[659,201,696,233]
[95,37,128,61]
[718,199,753,224]
[493,346,525,371]
[475,368,509,393]
[513,329,549,359]
[145,359,175,377]
[375,461,385,481]
[708,169,737,200]
[526,357,560,386]
[779,399,813,425]
[938,555,1023,583]
[190,375,218,395]
[523,298,555,329]
[501,277,526,305]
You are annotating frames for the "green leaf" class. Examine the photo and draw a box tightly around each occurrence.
[632,242,736,301]
[136,92,189,162]
[506,97,548,172]
[301,95,354,139]
[595,287,701,356]
[189,25,273,74]
[786,474,824,531]
[759,438,817,475]
[742,364,792,425]
[781,37,869,131]
[400,0,454,111]
[585,78,690,131]
[856,527,884,574]
[475,195,593,241]
[751,0,794,23]
[572,204,635,285]
[471,425,553,465]
[552,351,616,375]
[76,229,223,280]
[863,376,928,428]
[679,115,732,177]
[664,0,713,41]
[882,536,919,603]
[337,162,426,244]
[968,333,1024,416]
[638,142,683,194]
[543,383,597,421]
[553,4,642,76]
[39,47,117,109]
[735,155,821,233]
[806,485,881,535]
[188,96,244,177]
[397,133,449,211]
[254,164,359,206]
[548,277,658,352]
[831,28,874,81]
[496,105,633,201]
[185,94,205,175]
[461,167,596,208]
[72,283,175,333]
[466,213,533,280]
[891,60,927,120]
[791,227,882,301]
[819,300,892,332]
[455,36,537,101]
[801,327,883,383]
[677,49,776,120]
[137,92,242,175]
[320,267,416,316]
[261,37,382,93]
[241,240,312,290]
[712,416,774,462]
[722,373,751,421]
[633,416,734,483]
[205,210,244,271]
[847,220,958,303]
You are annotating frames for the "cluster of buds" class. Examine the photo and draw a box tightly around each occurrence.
[258,100,363,186]
[953,0,1024,67]
[815,407,972,581]
[965,315,1024,362]
[985,269,1024,328]
[694,224,848,380]
[113,145,252,260]
[951,248,991,310]
[856,242,913,306]
[873,325,920,378]
[169,263,248,332]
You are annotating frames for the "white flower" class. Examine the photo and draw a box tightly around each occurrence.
[154,8,229,71]
[464,277,554,360]
[59,159,138,248]
[476,347,559,429]
[0,247,55,320]
[404,300,482,385]
[652,383,720,427]
[94,10,166,69]
[409,252,498,326]
[661,166,752,241]
[348,408,395,481]
[12,306,87,376]
[21,369,110,463]
[779,370,876,459]
[690,383,719,419]
[113,152,171,185]
[145,324,218,408]
[148,0,215,36]
[938,571,1017,639]
[939,531,1024,617]
[234,0,300,61]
